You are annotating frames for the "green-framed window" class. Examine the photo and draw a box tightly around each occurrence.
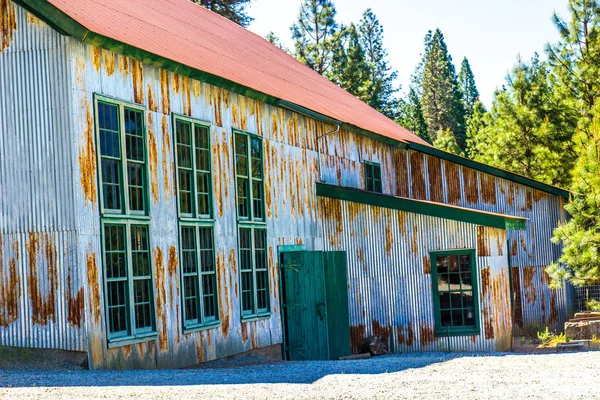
[95,95,155,344]
[239,226,269,317]
[234,131,264,222]
[180,225,218,329]
[430,249,480,337]
[364,161,382,193]
[96,98,149,216]
[102,222,155,340]
[174,116,213,219]
[173,115,219,331]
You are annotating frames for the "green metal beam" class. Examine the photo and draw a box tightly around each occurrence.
[316,183,528,231]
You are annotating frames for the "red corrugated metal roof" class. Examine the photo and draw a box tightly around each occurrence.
[43,0,428,145]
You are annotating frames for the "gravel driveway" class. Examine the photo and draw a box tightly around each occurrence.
[0,352,598,399]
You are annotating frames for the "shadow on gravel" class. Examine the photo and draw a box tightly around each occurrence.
[0,352,567,388]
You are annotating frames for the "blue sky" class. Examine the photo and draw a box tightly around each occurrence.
[247,0,569,107]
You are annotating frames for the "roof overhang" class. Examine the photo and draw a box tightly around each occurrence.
[316,183,528,231]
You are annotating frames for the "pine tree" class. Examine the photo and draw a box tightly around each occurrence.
[465,101,488,158]
[291,0,338,75]
[399,86,430,143]
[416,29,466,148]
[434,128,464,156]
[548,115,600,286]
[459,57,480,122]
[193,0,254,27]
[546,0,600,137]
[266,32,289,53]
[358,9,399,119]
[468,54,576,187]
[327,24,371,101]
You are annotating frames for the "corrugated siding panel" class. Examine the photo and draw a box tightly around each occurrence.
[319,197,512,353]
[0,6,84,351]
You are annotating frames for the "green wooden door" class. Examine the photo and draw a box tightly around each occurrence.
[280,250,350,361]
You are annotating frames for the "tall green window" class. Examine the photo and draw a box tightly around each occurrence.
[364,161,382,193]
[95,96,155,342]
[174,115,218,330]
[234,131,269,318]
[430,249,480,337]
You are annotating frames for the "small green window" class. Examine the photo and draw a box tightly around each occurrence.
[174,117,212,219]
[239,227,269,317]
[103,222,155,340]
[234,132,264,221]
[430,249,480,337]
[180,225,218,328]
[364,161,382,193]
[97,100,148,216]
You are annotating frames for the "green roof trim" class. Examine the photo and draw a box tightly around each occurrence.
[406,142,570,199]
[15,0,568,199]
[316,183,528,231]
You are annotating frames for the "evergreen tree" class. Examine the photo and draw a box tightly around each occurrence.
[193,0,253,27]
[327,24,371,101]
[434,128,464,156]
[548,115,600,287]
[416,29,466,148]
[459,57,480,121]
[468,54,576,187]
[358,9,400,119]
[398,86,430,143]
[266,31,289,53]
[546,0,600,137]
[465,101,488,158]
[291,0,338,75]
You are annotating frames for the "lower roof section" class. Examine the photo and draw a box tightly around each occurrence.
[316,183,527,231]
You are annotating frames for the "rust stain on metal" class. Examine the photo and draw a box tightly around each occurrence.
[533,189,548,203]
[192,80,201,98]
[118,55,129,76]
[350,324,366,353]
[254,100,263,136]
[168,246,179,318]
[79,98,97,205]
[384,223,393,256]
[444,161,461,205]
[0,237,21,327]
[522,266,536,304]
[147,84,158,112]
[66,264,85,328]
[524,187,533,211]
[212,137,224,218]
[223,90,230,110]
[323,198,343,246]
[427,156,443,203]
[121,345,133,359]
[161,115,174,201]
[213,87,223,127]
[102,50,115,76]
[423,255,430,275]
[86,251,101,325]
[26,234,58,325]
[481,266,490,298]
[463,167,479,204]
[154,247,169,353]
[92,47,102,72]
[26,11,41,26]
[232,103,240,128]
[160,69,171,114]
[511,267,523,328]
[477,226,490,257]
[241,322,248,343]
[148,113,159,203]
[239,96,248,130]
[217,252,230,340]
[410,225,418,254]
[549,290,559,326]
[131,59,144,104]
[419,324,436,347]
[171,73,180,94]
[495,229,506,256]
[267,246,275,302]
[410,152,426,200]
[397,324,414,346]
[372,319,390,341]
[482,307,494,339]
[511,239,518,256]
[264,140,273,218]
[480,173,497,205]
[195,332,204,363]
[182,76,191,116]
[75,56,86,87]
[250,322,258,349]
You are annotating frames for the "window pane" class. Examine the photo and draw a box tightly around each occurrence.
[184,276,199,323]
[202,275,216,319]
[128,163,145,212]
[252,181,263,220]
[179,170,193,214]
[237,178,249,218]
[181,227,198,275]
[101,159,122,211]
[107,281,128,334]
[131,225,150,277]
[134,279,153,330]
[199,228,215,273]
[197,172,210,216]
[250,138,262,179]
[104,225,126,279]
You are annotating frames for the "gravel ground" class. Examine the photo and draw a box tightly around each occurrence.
[1,351,599,399]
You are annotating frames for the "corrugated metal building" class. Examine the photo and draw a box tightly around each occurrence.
[0,0,572,369]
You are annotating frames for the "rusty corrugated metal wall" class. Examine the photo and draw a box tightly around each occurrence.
[318,198,512,352]
[0,5,86,351]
